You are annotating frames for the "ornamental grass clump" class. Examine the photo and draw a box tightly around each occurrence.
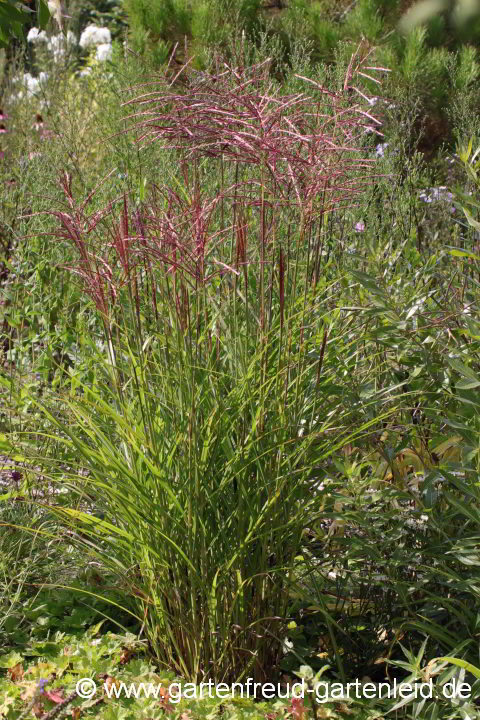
[33,49,392,683]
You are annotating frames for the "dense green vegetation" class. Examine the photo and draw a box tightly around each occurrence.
[0,2,479,719]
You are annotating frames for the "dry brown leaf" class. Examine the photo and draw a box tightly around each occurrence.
[103,676,120,693]
[157,687,173,714]
[32,701,45,718]
[7,663,24,683]
[119,647,133,665]
[334,702,353,716]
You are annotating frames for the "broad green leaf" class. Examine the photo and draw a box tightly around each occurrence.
[456,378,480,389]
[0,1,31,24]
[351,270,389,298]
[0,651,23,669]
[387,691,416,714]
[37,0,50,29]
[448,359,480,382]
[444,493,480,524]
[435,657,480,680]
[463,207,480,232]
[449,248,480,261]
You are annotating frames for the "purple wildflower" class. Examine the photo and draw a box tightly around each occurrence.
[36,678,49,694]
[419,186,455,212]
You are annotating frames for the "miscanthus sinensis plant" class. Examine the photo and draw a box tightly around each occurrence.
[31,48,394,683]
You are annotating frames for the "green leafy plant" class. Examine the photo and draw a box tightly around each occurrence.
[0,1,37,48]
[15,50,400,685]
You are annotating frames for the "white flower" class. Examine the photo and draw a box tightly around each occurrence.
[22,73,40,96]
[49,37,64,59]
[375,143,388,158]
[79,25,111,49]
[95,43,112,62]
[17,72,49,99]
[47,31,76,59]
[27,27,48,44]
